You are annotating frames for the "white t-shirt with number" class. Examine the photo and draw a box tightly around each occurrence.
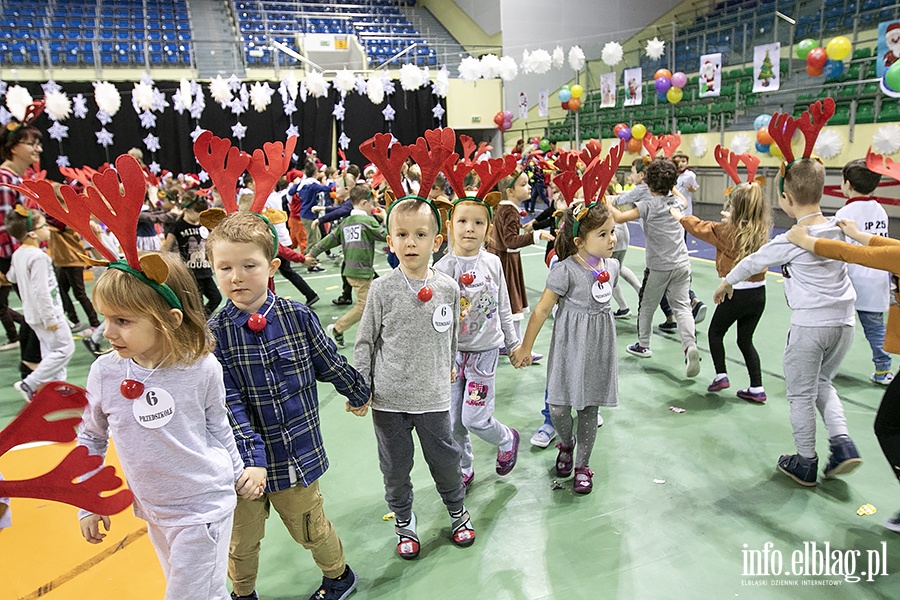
[836,199,890,313]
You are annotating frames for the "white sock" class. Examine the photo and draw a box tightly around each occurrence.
[749,386,764,394]
[714,373,727,382]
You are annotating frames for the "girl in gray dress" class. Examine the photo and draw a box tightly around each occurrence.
[511,202,619,494]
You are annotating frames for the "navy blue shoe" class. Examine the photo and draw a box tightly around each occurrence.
[823,435,862,478]
[777,453,818,487]
[309,565,357,600]
[231,592,258,600]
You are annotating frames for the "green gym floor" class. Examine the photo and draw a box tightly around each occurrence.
[1,235,898,599]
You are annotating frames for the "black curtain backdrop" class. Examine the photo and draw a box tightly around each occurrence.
[14,81,445,181]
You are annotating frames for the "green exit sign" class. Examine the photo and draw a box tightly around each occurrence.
[472,116,481,123]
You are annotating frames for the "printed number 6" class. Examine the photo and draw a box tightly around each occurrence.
[146,390,158,406]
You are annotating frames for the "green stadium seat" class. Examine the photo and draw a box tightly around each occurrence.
[856,104,875,123]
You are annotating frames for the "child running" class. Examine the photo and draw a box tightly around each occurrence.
[434,175,522,487]
[671,148,772,401]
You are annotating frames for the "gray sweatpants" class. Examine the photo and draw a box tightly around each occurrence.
[783,324,854,458]
[637,266,695,350]
[372,409,466,521]
[146,513,233,600]
[450,349,513,475]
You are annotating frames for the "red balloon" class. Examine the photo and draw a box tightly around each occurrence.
[568,97,581,111]
[493,112,505,126]
[806,47,828,69]
[627,137,642,153]
[561,100,570,110]
[806,63,823,76]
[613,123,626,135]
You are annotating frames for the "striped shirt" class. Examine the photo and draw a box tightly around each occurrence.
[309,210,386,279]
[209,292,370,492]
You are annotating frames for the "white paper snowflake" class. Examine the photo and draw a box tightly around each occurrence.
[151,88,168,113]
[45,90,72,121]
[93,81,121,116]
[210,75,233,107]
[690,135,708,158]
[143,133,161,153]
[286,124,299,138]
[400,63,424,90]
[458,56,483,81]
[48,121,69,141]
[249,82,275,112]
[139,110,157,129]
[96,128,114,147]
[367,75,385,105]
[527,49,552,74]
[133,81,155,112]
[601,42,623,67]
[333,70,357,95]
[645,37,666,61]
[338,132,350,150]
[568,46,586,72]
[73,94,88,119]
[56,155,70,168]
[433,67,449,98]
[382,104,396,121]
[149,161,161,175]
[5,85,33,121]
[305,71,330,99]
[872,124,900,155]
[813,129,842,160]
[232,122,247,140]
[552,46,564,70]
[479,54,501,79]
[333,101,345,121]
[729,133,751,154]
[432,104,445,120]
[499,56,518,82]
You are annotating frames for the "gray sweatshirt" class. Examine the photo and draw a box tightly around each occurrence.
[7,245,66,329]
[636,193,690,270]
[78,353,244,525]
[354,267,459,413]
[433,249,519,353]
[726,217,855,327]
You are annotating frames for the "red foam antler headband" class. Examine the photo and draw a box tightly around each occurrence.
[769,98,835,163]
[193,131,251,214]
[552,150,582,207]
[582,140,625,203]
[408,127,456,196]
[359,133,410,197]
[641,134,681,158]
[714,145,761,185]
[865,147,900,183]
[0,382,134,515]
[245,136,297,214]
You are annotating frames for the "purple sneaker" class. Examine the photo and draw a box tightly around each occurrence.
[736,388,766,403]
[496,429,520,476]
[707,376,730,392]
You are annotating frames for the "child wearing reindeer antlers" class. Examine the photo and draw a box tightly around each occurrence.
[714,99,862,487]
[355,129,475,560]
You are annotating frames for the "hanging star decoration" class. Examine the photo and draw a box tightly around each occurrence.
[333,101,345,121]
[139,110,157,129]
[173,91,187,114]
[143,133,161,153]
[338,132,350,150]
[149,161,161,175]
[190,126,206,142]
[41,80,62,95]
[232,122,247,140]
[96,111,113,126]
[198,170,209,183]
[96,128,114,147]
[140,72,154,86]
[382,75,396,96]
[56,155,70,168]
[73,94,88,119]
[433,67,449,98]
[48,121,69,142]
[645,37,666,61]
[355,74,368,95]
[382,104,396,121]
[229,96,246,116]
[286,124,299,138]
[432,104,445,120]
[189,82,205,120]
[227,74,242,92]
[283,98,297,116]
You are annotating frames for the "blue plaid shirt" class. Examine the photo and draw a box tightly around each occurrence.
[210,292,370,492]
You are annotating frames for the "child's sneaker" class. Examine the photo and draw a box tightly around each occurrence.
[462,471,474,488]
[495,428,519,476]
[777,453,818,486]
[871,370,895,386]
[884,511,900,533]
[326,324,345,348]
[736,388,767,403]
[707,376,730,392]
[626,343,652,358]
[597,411,603,427]
[530,424,556,448]
[0,340,19,351]
[692,300,707,324]
[450,509,475,547]
[657,320,677,334]
[823,435,862,478]
[231,592,258,600]
[613,308,631,319]
[573,467,594,494]
[684,346,701,378]
[530,352,543,363]
[395,513,419,559]
[13,381,33,402]
[555,442,575,477]
[309,565,357,600]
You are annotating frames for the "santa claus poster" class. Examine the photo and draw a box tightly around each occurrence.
[752,42,780,93]
[600,72,616,108]
[698,53,722,97]
[877,20,900,77]
[623,67,642,106]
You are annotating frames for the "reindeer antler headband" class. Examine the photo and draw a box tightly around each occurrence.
[9,153,183,310]
[193,131,297,258]
[642,134,681,159]
[769,98,835,195]
[4,100,45,134]
[444,132,516,220]
[864,147,900,185]
[714,145,764,195]
[571,140,625,238]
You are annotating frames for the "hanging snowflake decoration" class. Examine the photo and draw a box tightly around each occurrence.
[333,101,345,121]
[210,75,233,107]
[96,111,113,126]
[645,37,666,61]
[41,80,62,95]
[45,90,72,121]
[601,42,624,67]
[333,69,357,95]
[229,96,246,116]
[139,110,157,129]
[286,123,299,138]
[382,75,395,95]
[872,124,900,155]
[433,67,450,98]
[729,133,751,154]
[189,82,205,120]
[568,46,586,72]
[231,122,247,140]
[143,133,161,153]
[419,66,431,88]
[690,135,708,158]
[94,81,122,116]
[499,56,519,81]
[527,49,552,74]
[355,74,368,95]
[283,96,297,117]
[149,161,161,175]
[48,121,69,142]
[249,82,274,112]
[400,63,424,90]
[305,71,330,99]
[56,155,70,168]
[338,132,351,150]
[521,49,532,73]
[552,46,564,70]
[458,56,483,82]
[382,104,396,121]
[96,128,114,147]
[367,74,385,104]
[151,88,168,113]
[227,74,242,92]
[198,169,208,183]
[73,94,88,119]
[190,126,206,142]
[132,81,155,112]
[5,85,33,121]
[814,129,842,160]
[432,103,445,120]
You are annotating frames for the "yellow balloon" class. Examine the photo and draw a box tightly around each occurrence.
[666,87,683,104]
[632,123,647,139]
[570,84,584,99]
[826,36,851,61]
[770,144,783,159]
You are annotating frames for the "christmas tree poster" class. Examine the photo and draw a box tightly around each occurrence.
[753,42,780,93]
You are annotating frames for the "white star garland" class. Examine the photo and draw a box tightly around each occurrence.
[432,104,445,120]
[96,128,114,147]
[56,155,70,168]
[333,101,345,121]
[382,104,396,121]
[139,110,157,129]
[48,121,69,141]
[232,122,247,140]
[249,81,275,112]
[149,161,161,175]
[227,74,242,92]
[41,80,62,95]
[97,110,113,126]
[338,132,350,150]
[198,170,209,183]
[190,126,206,142]
[73,94,88,119]
[286,124,299,138]
[143,133,161,153]
[645,37,666,61]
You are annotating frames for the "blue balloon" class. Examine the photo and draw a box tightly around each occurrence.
[558,89,572,103]
[753,114,772,130]
[657,91,668,102]
[823,59,844,80]
[755,141,770,153]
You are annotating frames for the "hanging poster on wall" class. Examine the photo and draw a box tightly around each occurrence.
[623,67,642,106]
[600,72,616,108]
[698,53,722,98]
[877,20,900,77]
[538,89,549,117]
[752,42,780,93]
[518,91,529,119]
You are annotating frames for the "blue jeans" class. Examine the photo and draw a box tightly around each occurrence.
[858,310,892,372]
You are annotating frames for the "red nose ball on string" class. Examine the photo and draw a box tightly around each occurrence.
[596,270,610,284]
[247,313,267,332]
[460,272,475,286]
[120,379,144,400]
[519,209,528,217]
[417,286,433,302]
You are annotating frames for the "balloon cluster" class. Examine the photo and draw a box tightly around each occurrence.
[655,69,687,104]
[797,36,851,79]
[558,84,584,111]
[614,122,648,153]
[752,113,789,158]
[493,109,514,132]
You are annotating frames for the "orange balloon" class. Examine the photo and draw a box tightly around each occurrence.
[655,69,672,80]
[627,137,642,153]
[756,127,774,145]
[568,97,581,111]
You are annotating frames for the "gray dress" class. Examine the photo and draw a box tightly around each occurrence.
[545,256,619,409]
